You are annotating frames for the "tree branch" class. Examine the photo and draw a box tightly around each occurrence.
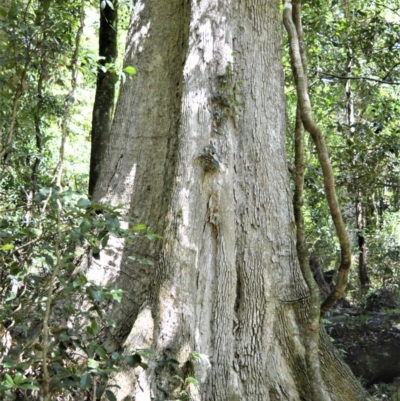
[315,71,400,85]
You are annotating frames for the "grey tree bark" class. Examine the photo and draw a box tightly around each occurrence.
[90,1,370,400]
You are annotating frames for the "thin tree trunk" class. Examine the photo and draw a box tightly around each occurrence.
[356,196,370,292]
[341,5,370,292]
[90,1,370,400]
[89,0,118,195]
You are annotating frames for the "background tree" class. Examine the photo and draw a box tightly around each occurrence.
[89,0,118,196]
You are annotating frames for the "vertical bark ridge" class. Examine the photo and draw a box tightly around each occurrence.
[275,302,311,399]
[92,0,192,353]
[231,1,311,399]
[319,329,371,400]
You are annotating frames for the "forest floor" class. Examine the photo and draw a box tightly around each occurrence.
[327,303,400,400]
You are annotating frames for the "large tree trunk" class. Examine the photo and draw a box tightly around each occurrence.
[91,1,370,400]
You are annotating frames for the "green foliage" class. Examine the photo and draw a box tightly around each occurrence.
[0,1,149,400]
[170,352,211,401]
[370,380,400,401]
[174,375,199,401]
[368,210,400,273]
[0,186,154,399]
[285,0,400,295]
[0,0,95,198]
[189,351,211,368]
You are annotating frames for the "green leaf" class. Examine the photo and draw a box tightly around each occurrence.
[88,288,104,302]
[18,383,40,390]
[100,0,106,10]
[145,228,162,240]
[101,235,109,248]
[168,359,180,368]
[92,247,101,258]
[59,333,70,342]
[125,354,141,368]
[105,390,117,401]
[146,232,159,240]
[123,66,136,76]
[190,351,211,367]
[80,373,91,390]
[111,352,122,363]
[86,318,99,336]
[61,189,74,201]
[94,344,107,359]
[4,373,14,387]
[14,373,22,385]
[139,258,154,266]
[132,223,146,231]
[96,386,105,399]
[80,220,92,234]
[73,275,87,288]
[63,283,75,294]
[105,214,120,230]
[2,356,15,368]
[185,376,198,386]
[44,254,54,267]
[0,243,14,251]
[77,198,91,208]
[7,5,20,19]
[88,359,100,369]
[109,289,124,302]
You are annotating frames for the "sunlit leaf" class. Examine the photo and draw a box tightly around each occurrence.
[123,66,136,75]
[14,373,22,385]
[110,289,125,302]
[185,376,199,386]
[88,359,100,369]
[132,224,146,231]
